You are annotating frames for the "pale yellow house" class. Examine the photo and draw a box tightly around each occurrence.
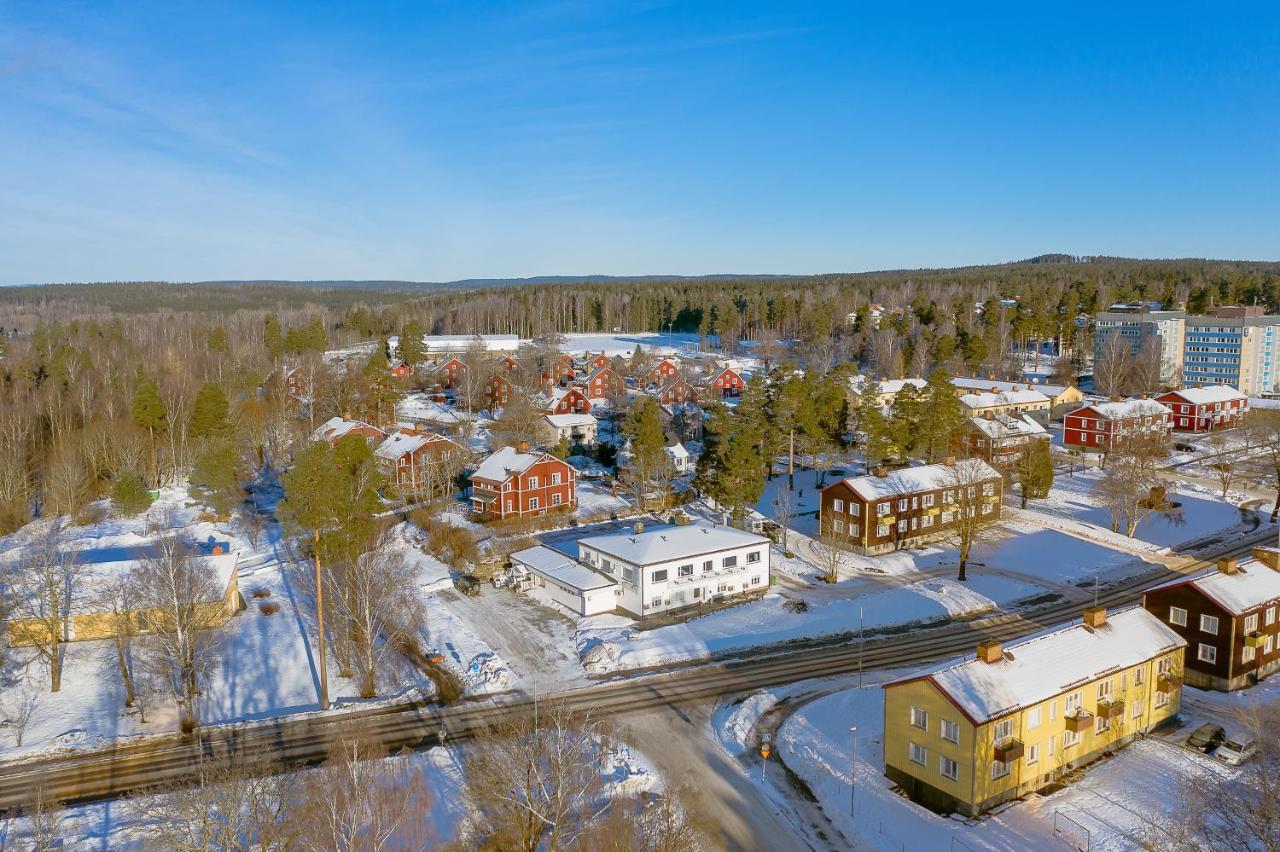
[951,377,1084,421]
[8,552,243,646]
[883,606,1186,816]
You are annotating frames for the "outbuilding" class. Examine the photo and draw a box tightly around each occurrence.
[509,545,618,616]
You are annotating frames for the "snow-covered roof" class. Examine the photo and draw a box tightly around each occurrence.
[665,443,690,459]
[395,394,464,424]
[472,445,546,482]
[952,377,1073,398]
[836,460,1001,501]
[579,522,767,566]
[899,606,1185,724]
[1149,560,1280,616]
[50,552,238,616]
[1162,385,1248,405]
[375,430,457,461]
[960,388,1051,409]
[510,545,616,592]
[848,376,927,396]
[311,417,383,443]
[420,334,520,352]
[1076,398,1172,420]
[969,413,1047,440]
[544,413,597,428]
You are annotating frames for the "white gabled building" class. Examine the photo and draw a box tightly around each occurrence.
[508,545,618,617]
[576,521,770,617]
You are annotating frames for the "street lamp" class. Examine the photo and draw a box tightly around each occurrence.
[850,725,857,818]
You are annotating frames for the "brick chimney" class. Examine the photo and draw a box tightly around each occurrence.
[634,521,645,534]
[1218,557,1239,575]
[516,439,531,453]
[1083,605,1107,628]
[1109,394,1122,403]
[977,640,1003,664]
[990,386,999,394]
[1252,547,1280,571]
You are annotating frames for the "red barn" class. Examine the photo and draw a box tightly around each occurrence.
[1063,397,1172,451]
[543,386,592,415]
[486,373,515,408]
[649,358,680,383]
[375,428,469,495]
[709,366,746,398]
[1156,386,1249,432]
[469,444,576,520]
[582,366,624,400]
[655,376,699,405]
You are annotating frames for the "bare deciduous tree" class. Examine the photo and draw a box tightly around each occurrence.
[10,527,82,692]
[1097,436,1168,536]
[939,459,1002,581]
[1,683,41,747]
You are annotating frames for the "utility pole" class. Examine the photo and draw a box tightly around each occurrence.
[788,428,796,490]
[314,529,329,710]
[850,725,857,818]
[858,606,864,688]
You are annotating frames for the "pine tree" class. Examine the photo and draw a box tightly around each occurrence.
[190,439,245,517]
[1016,440,1054,508]
[264,316,284,359]
[207,326,230,356]
[305,317,328,352]
[400,320,425,366]
[131,378,167,487]
[922,369,967,463]
[190,382,230,440]
[622,396,668,502]
[111,471,152,516]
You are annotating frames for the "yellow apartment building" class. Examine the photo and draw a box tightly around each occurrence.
[883,605,1186,816]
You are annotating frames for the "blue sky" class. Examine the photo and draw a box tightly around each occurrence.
[1,2,1277,284]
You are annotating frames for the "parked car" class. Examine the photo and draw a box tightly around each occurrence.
[1186,723,1226,753]
[1174,442,1198,453]
[452,574,482,597]
[1216,738,1256,766]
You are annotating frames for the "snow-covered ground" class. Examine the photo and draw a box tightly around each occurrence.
[767,673,1235,851]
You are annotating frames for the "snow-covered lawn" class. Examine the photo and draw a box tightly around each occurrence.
[772,676,1232,851]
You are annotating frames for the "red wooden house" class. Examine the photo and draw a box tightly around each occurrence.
[469,443,577,520]
[1063,397,1172,451]
[1155,386,1249,432]
[486,373,515,408]
[312,416,387,448]
[655,376,699,405]
[432,356,466,390]
[582,366,624,400]
[543,386,592,415]
[374,428,469,495]
[389,360,413,379]
[649,358,680,384]
[709,365,746,398]
[549,354,576,385]
[495,354,520,372]
[586,352,611,371]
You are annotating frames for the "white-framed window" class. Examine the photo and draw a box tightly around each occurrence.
[1063,729,1080,748]
[529,497,540,510]
[1243,645,1256,663]
[1267,606,1276,626]
[909,706,928,729]
[921,515,934,528]
[551,493,562,506]
[940,719,959,743]
[939,756,959,781]
[551,472,561,485]
[1096,679,1113,701]
[1064,692,1082,715]
[678,564,693,577]
[528,475,539,489]
[1048,735,1056,756]
[1158,655,1174,675]
[1245,613,1259,633]
[1095,714,1110,734]
[1049,701,1057,722]
[703,560,713,573]
[1200,614,1219,635]
[981,503,994,515]
[909,742,927,765]
[833,519,844,534]
[1169,606,1187,627]
[833,498,844,512]
[1026,744,1040,765]
[1198,643,1217,664]
[897,519,908,533]
[1131,698,1144,718]
[747,551,761,564]
[1267,635,1275,655]
[877,502,891,517]
[652,569,668,582]
[849,523,861,536]
[650,597,662,609]
[993,718,1013,742]
[898,498,908,512]
[1134,667,1145,686]
[1027,708,1041,730]
[982,482,995,496]
[923,493,935,508]
[991,760,1010,780]
[876,524,890,537]
[751,576,761,586]
[1155,689,1169,709]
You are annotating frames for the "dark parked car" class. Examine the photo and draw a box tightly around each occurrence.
[453,574,482,597]
[1186,723,1225,753]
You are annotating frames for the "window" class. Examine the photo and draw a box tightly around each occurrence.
[939,756,959,781]
[1027,708,1041,730]
[1243,645,1256,663]
[650,598,662,609]
[1049,702,1057,722]
[1267,606,1276,626]
[678,564,693,577]
[551,493,562,506]
[982,482,995,496]
[747,551,761,564]
[1026,744,1040,765]
[529,497,539,510]
[1267,635,1275,655]
[528,475,539,488]
[1064,692,1082,715]
[1096,679,1113,702]
[1245,613,1259,633]
[1198,643,1217,664]
[1155,689,1169,709]
[751,576,761,586]
[722,555,738,568]
[1158,655,1174,675]
[1048,736,1056,757]
[652,569,668,583]
[877,503,891,517]
[991,760,1010,780]
[1131,699,1144,718]
[921,515,934,528]
[622,566,638,584]
[551,472,561,485]
[876,524,890,537]
[981,503,994,515]
[909,706,929,729]
[1134,667,1145,686]
[849,523,861,536]
[993,719,1013,742]
[703,560,713,573]
[1200,614,1219,635]
[833,498,844,512]
[1169,606,1187,627]
[600,558,611,573]
[923,493,935,508]
[1095,714,1110,734]
[897,519,908,533]
[940,719,959,743]
[1063,729,1080,748]
[909,742,927,765]
[898,499,908,512]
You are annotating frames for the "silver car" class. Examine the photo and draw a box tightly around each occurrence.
[1215,738,1256,766]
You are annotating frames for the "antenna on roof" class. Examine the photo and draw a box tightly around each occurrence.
[1093,575,1099,608]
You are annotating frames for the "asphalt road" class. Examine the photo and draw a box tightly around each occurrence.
[0,527,1273,847]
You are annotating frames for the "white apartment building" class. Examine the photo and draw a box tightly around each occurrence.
[576,522,770,617]
[1094,307,1185,387]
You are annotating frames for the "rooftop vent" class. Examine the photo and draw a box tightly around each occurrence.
[1218,557,1239,575]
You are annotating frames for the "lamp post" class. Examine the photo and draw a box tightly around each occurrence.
[850,725,858,818]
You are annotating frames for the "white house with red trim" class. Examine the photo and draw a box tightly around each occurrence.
[1063,397,1172,451]
[469,444,577,520]
[1155,386,1249,432]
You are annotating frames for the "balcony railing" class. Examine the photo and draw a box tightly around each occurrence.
[1064,710,1093,733]
[993,738,1024,762]
[1245,632,1268,649]
[1098,698,1125,719]
[1157,672,1182,692]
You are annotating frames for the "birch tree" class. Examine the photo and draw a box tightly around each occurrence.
[10,528,82,692]
[940,459,1001,581]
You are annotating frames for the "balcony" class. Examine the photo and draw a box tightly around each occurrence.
[1245,632,1268,649]
[1064,710,1093,733]
[993,738,1024,762]
[1156,672,1182,692]
[1098,698,1125,719]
